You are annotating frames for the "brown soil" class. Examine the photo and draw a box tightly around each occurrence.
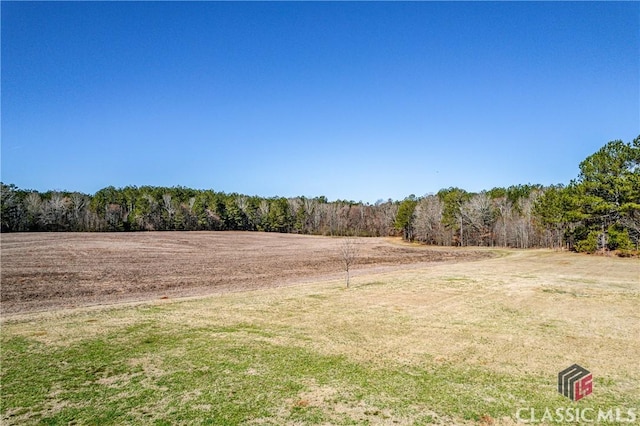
[0,232,492,315]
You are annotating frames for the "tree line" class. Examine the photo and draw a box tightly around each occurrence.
[1,136,638,254]
[0,184,399,237]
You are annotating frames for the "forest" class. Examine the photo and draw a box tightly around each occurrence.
[2,136,639,254]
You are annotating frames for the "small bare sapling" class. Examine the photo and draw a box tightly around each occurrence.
[339,237,359,288]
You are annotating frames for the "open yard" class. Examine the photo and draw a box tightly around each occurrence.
[1,232,639,425]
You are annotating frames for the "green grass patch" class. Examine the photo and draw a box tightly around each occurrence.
[2,314,636,425]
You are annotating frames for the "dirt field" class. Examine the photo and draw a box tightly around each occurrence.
[0,232,492,315]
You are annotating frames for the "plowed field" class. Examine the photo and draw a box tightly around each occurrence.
[1,232,491,314]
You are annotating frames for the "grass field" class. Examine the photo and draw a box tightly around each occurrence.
[1,235,639,425]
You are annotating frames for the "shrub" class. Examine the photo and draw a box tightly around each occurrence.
[615,249,638,258]
[575,226,633,254]
[607,226,633,251]
[575,231,599,254]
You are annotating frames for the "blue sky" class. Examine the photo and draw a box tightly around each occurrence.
[2,1,638,203]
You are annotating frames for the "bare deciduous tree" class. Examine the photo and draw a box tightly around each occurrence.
[380,201,398,236]
[162,193,176,229]
[236,196,248,214]
[257,199,270,230]
[460,193,496,246]
[515,195,537,249]
[70,192,88,231]
[494,196,513,247]
[24,192,42,229]
[41,192,69,231]
[303,197,318,233]
[413,195,445,245]
[339,237,359,288]
[287,197,302,216]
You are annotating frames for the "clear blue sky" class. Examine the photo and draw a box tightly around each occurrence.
[2,1,638,203]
